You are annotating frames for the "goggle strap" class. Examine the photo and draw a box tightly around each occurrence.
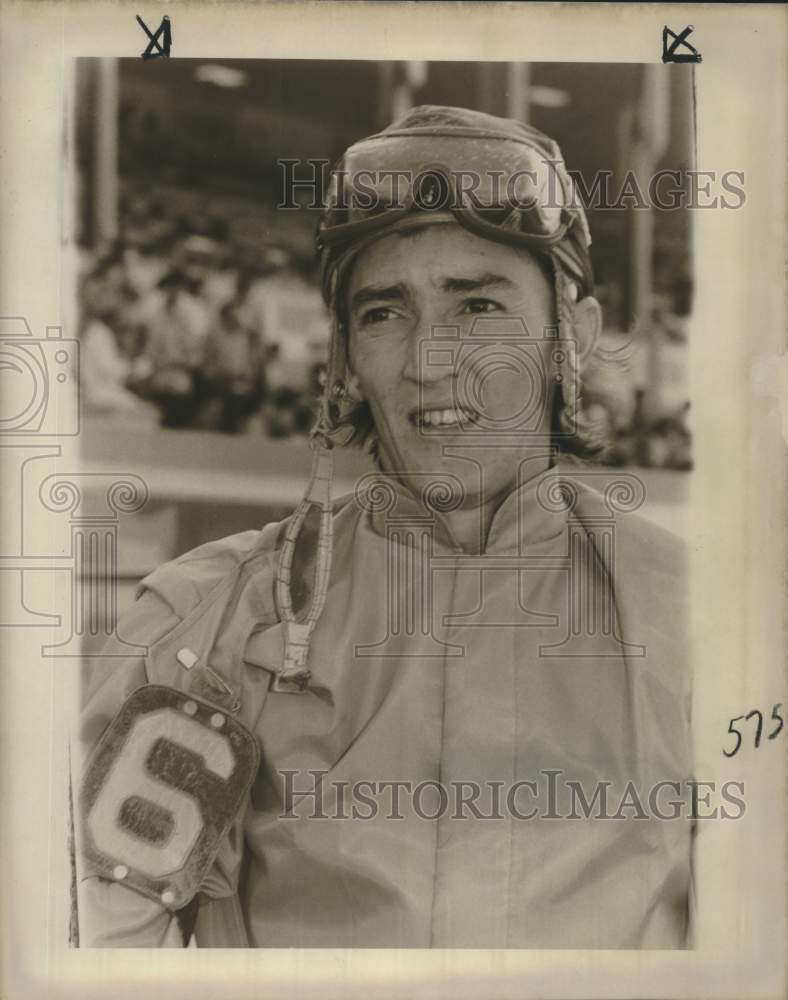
[319,200,414,249]
[321,201,577,260]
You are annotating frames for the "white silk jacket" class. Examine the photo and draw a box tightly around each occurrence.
[78,468,694,948]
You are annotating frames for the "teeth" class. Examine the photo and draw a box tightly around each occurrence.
[417,408,476,427]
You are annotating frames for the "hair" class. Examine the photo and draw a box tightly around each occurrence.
[324,240,627,465]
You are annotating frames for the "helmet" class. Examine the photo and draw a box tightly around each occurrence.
[316,104,593,433]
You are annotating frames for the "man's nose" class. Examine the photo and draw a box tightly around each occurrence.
[402,317,456,386]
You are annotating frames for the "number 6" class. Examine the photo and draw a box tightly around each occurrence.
[87,709,233,878]
[80,686,259,907]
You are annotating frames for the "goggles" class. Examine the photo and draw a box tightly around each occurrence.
[318,109,594,304]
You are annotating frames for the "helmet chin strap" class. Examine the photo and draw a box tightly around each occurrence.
[273,297,387,690]
[274,416,335,692]
[273,267,356,689]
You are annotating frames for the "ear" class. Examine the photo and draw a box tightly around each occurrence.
[571,296,602,362]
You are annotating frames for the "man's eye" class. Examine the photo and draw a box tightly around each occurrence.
[462,298,503,315]
[360,306,397,325]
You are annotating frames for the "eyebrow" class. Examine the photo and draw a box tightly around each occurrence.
[349,273,516,313]
[439,272,516,294]
[349,282,408,312]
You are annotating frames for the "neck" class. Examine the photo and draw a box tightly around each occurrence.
[434,488,510,554]
[379,448,554,554]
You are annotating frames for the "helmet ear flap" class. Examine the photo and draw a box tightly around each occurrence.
[344,372,363,402]
[325,374,364,430]
[320,308,369,442]
[321,307,348,425]
[322,246,371,415]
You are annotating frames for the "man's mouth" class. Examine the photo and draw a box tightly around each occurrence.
[409,406,480,428]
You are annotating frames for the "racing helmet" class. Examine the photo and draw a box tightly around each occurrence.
[316,104,594,433]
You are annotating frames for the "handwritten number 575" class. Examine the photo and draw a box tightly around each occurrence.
[724,704,783,757]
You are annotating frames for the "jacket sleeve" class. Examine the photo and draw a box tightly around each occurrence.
[77,588,186,947]
[78,875,186,948]
[76,529,278,948]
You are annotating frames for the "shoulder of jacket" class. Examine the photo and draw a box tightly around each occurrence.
[131,493,359,635]
[573,479,687,573]
[137,524,286,621]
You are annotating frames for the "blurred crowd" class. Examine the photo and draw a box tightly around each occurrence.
[79,192,329,436]
[583,274,693,471]
[77,192,692,469]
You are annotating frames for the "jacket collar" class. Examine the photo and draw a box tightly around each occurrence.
[360,463,568,553]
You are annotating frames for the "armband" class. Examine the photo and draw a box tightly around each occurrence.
[80,685,259,911]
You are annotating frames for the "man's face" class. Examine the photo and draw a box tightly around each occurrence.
[347,223,558,505]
